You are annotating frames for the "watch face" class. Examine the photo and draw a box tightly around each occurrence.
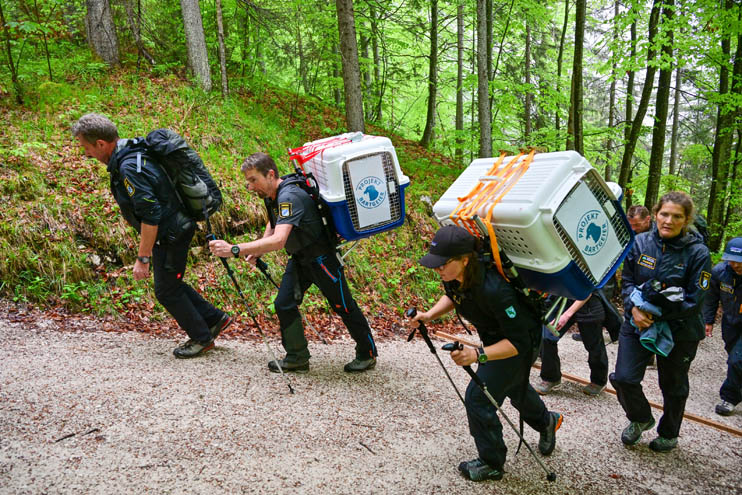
[231,245,240,257]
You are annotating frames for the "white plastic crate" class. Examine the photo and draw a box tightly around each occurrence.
[433,151,633,299]
[294,133,410,241]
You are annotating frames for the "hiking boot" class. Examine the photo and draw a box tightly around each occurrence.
[533,379,561,395]
[457,458,503,481]
[715,400,735,416]
[620,418,655,445]
[173,339,214,359]
[582,383,606,396]
[648,436,678,452]
[344,357,376,373]
[538,412,562,455]
[268,357,309,374]
[209,313,233,340]
[572,332,582,341]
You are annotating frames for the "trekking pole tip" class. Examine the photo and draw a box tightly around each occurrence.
[547,472,557,482]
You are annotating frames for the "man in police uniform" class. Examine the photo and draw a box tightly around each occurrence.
[209,152,377,373]
[72,114,231,358]
[704,236,742,416]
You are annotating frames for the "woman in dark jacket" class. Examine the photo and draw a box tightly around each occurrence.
[610,191,711,452]
[410,225,562,481]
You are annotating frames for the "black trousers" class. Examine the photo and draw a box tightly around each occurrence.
[610,322,699,439]
[540,319,608,386]
[274,252,376,362]
[720,328,742,405]
[466,356,550,470]
[152,226,224,343]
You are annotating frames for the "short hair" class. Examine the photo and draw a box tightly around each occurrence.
[653,191,695,231]
[627,205,650,219]
[71,113,119,143]
[241,152,279,177]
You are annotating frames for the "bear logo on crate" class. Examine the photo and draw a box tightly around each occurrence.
[356,176,387,210]
[576,209,609,257]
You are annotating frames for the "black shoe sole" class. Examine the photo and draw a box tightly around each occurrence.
[173,342,215,359]
[268,361,309,373]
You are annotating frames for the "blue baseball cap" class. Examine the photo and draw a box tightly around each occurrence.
[722,237,742,263]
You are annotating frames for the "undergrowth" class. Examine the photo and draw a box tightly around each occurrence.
[0,52,462,319]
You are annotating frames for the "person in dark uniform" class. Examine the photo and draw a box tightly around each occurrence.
[71,113,231,358]
[703,236,742,416]
[533,292,609,396]
[610,191,711,452]
[209,152,377,373]
[410,225,562,481]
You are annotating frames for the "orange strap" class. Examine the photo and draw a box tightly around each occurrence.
[449,150,535,278]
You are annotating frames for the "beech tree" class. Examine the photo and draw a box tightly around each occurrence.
[335,0,365,132]
[180,0,211,91]
[85,0,119,66]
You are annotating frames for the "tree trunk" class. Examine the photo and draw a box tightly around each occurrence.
[361,33,373,120]
[420,0,438,149]
[668,67,682,174]
[180,0,211,91]
[567,0,585,154]
[332,41,342,106]
[605,0,619,181]
[124,0,155,67]
[645,0,674,209]
[0,1,22,103]
[215,0,228,96]
[618,0,661,191]
[477,0,492,157]
[85,0,119,66]
[708,2,741,251]
[335,0,365,132]
[524,19,532,142]
[455,0,464,164]
[370,5,382,121]
[555,0,569,146]
[723,129,741,229]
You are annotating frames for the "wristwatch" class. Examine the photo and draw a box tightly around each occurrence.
[137,256,151,264]
[231,245,241,258]
[477,346,488,364]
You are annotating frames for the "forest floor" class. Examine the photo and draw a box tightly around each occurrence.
[1,302,741,495]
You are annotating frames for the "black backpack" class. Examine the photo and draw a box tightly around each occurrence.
[279,172,339,247]
[134,129,222,222]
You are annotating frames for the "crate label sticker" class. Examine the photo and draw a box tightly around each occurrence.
[554,181,623,281]
[348,153,392,229]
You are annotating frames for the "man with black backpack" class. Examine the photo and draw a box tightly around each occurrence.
[72,113,231,358]
[208,152,378,373]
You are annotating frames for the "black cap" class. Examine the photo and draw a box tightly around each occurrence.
[722,237,742,263]
[419,225,476,268]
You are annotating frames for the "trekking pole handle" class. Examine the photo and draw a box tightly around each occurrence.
[442,342,464,352]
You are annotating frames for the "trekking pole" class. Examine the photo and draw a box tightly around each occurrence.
[255,258,329,345]
[207,235,295,395]
[405,308,466,406]
[441,341,557,482]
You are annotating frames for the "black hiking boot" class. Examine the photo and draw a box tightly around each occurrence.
[173,339,214,359]
[209,313,233,340]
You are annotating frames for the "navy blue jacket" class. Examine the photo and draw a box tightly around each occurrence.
[443,260,540,357]
[107,139,189,243]
[703,262,742,349]
[621,225,712,341]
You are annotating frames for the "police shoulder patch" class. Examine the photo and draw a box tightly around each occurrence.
[638,254,656,270]
[505,305,517,318]
[278,202,292,218]
[123,177,135,197]
[699,271,711,290]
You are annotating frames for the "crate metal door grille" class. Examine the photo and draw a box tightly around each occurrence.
[342,152,402,232]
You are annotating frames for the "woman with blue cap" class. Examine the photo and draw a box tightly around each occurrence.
[410,225,561,482]
[703,236,742,416]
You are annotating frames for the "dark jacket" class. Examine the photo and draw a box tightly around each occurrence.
[443,260,540,357]
[703,262,742,350]
[107,139,191,243]
[621,225,712,341]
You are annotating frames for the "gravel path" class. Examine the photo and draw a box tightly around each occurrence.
[1,313,741,494]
